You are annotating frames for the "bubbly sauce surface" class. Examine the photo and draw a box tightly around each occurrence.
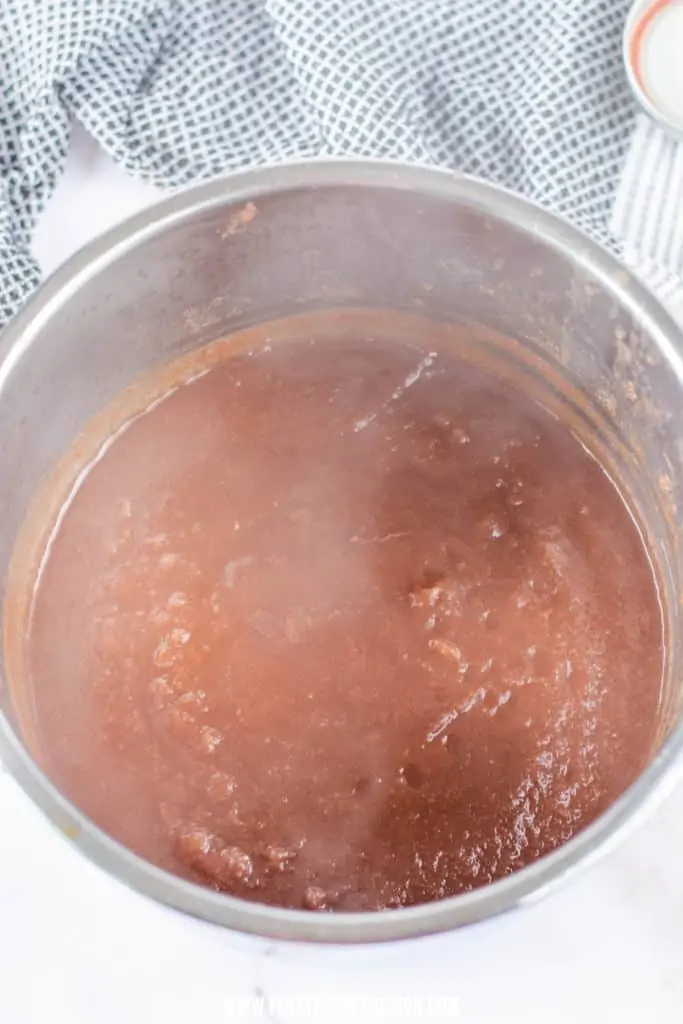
[26,331,662,911]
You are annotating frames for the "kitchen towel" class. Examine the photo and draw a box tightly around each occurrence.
[1,0,680,326]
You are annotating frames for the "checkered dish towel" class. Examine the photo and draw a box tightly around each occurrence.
[1,0,681,327]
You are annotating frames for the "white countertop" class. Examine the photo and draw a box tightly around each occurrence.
[2,125,683,1024]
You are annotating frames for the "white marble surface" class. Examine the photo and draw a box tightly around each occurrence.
[2,124,683,1023]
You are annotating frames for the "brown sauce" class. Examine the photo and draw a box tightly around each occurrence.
[21,326,662,911]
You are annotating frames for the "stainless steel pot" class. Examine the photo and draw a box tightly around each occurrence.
[1,161,683,944]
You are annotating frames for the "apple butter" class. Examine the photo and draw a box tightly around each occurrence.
[23,325,663,911]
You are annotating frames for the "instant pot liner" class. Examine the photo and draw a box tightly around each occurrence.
[1,166,682,940]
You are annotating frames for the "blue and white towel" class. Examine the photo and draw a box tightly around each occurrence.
[0,0,680,325]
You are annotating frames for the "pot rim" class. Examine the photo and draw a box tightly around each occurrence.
[2,158,683,944]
